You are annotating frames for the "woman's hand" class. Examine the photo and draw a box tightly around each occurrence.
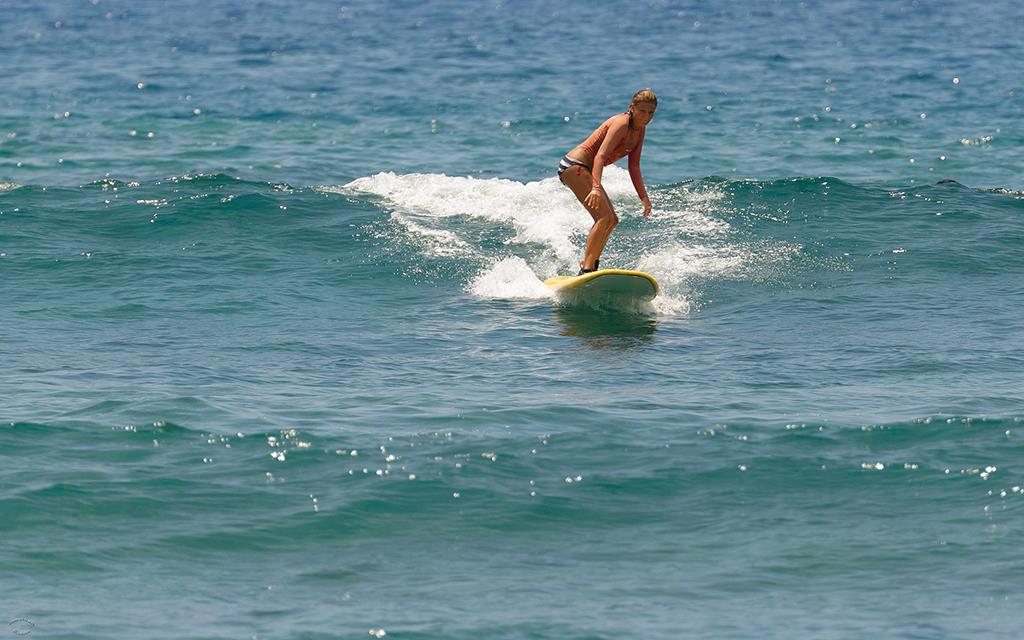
[584,187,604,211]
[640,195,652,217]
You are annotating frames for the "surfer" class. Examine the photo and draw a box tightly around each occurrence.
[558,89,656,275]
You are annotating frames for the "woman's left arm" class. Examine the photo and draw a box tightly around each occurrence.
[628,131,651,217]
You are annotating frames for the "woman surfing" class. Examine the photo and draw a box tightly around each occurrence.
[558,89,657,275]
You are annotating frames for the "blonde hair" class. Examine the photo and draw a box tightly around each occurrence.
[631,88,658,106]
[628,89,657,128]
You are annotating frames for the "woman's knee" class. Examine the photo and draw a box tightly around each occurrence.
[597,212,619,229]
[601,207,619,227]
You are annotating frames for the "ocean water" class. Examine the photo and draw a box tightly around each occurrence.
[2,1,1024,638]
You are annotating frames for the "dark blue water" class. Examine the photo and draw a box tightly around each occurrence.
[3,1,1024,638]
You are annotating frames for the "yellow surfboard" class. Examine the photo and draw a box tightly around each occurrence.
[544,269,659,302]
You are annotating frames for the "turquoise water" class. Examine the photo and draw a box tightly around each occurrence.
[3,1,1024,638]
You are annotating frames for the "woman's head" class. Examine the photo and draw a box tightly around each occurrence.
[629,88,657,127]
[631,88,658,107]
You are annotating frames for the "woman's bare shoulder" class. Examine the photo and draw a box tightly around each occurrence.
[605,113,630,128]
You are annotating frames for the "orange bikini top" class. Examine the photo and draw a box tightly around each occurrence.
[579,114,643,164]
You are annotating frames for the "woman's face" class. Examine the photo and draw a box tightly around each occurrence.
[631,101,656,126]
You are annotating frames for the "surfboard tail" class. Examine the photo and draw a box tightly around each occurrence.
[544,269,659,301]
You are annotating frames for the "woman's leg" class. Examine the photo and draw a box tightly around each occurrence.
[559,165,618,271]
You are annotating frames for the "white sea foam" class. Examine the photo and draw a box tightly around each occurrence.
[468,256,554,300]
[639,243,746,280]
[636,243,750,315]
[651,293,692,316]
[389,212,472,258]
[0,182,20,192]
[338,169,778,315]
[342,167,640,265]
[651,207,732,236]
[650,183,732,235]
